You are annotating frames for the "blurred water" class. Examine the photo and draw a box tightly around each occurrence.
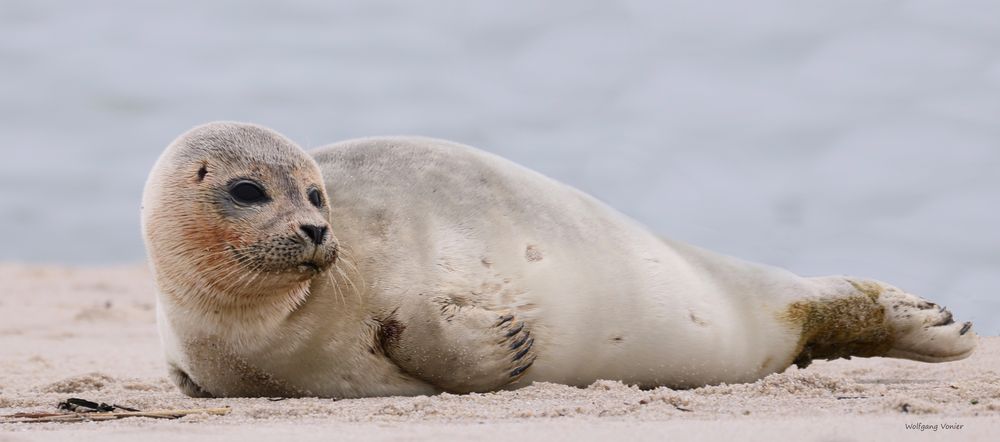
[0,0,998,333]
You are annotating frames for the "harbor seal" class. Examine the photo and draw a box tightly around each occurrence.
[142,122,977,398]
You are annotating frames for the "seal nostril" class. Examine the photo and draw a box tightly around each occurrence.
[300,224,326,245]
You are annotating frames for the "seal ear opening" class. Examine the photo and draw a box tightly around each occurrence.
[197,164,208,182]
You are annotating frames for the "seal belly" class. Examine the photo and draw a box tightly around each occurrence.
[512,231,802,388]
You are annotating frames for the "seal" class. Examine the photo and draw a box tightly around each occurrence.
[142,122,978,398]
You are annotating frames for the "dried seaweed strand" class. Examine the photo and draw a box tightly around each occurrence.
[2,407,230,423]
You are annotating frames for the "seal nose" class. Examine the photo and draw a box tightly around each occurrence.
[299,224,327,245]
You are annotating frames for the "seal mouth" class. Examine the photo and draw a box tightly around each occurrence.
[297,261,323,274]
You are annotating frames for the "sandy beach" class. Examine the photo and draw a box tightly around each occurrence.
[2,2,997,440]
[0,263,997,441]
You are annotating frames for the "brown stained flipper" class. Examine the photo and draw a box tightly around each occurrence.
[783,279,976,369]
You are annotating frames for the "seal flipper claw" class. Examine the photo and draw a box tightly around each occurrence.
[875,283,977,363]
[509,331,530,350]
[505,323,524,337]
[513,338,533,361]
[496,314,514,327]
[510,358,534,378]
[933,310,954,326]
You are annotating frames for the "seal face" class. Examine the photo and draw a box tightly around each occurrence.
[143,122,336,312]
[144,123,976,399]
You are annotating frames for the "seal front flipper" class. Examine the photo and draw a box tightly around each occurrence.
[379,295,537,394]
[168,364,213,398]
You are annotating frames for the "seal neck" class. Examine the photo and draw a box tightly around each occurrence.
[156,269,311,335]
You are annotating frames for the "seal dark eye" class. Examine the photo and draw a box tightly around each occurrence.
[307,188,323,208]
[229,180,269,204]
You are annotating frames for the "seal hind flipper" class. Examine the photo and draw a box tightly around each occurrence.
[382,295,538,394]
[782,278,977,368]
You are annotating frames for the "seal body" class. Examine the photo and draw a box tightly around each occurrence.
[143,123,977,398]
[312,137,806,388]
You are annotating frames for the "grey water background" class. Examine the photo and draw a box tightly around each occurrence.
[1,1,998,334]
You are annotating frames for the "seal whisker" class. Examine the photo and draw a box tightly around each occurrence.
[224,264,261,298]
[212,258,250,285]
[334,264,362,304]
[216,250,267,297]
[197,255,247,290]
[326,270,346,306]
[193,254,244,278]
[234,264,266,295]
[220,259,258,293]
[334,246,368,293]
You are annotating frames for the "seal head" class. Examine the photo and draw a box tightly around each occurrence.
[142,122,336,313]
